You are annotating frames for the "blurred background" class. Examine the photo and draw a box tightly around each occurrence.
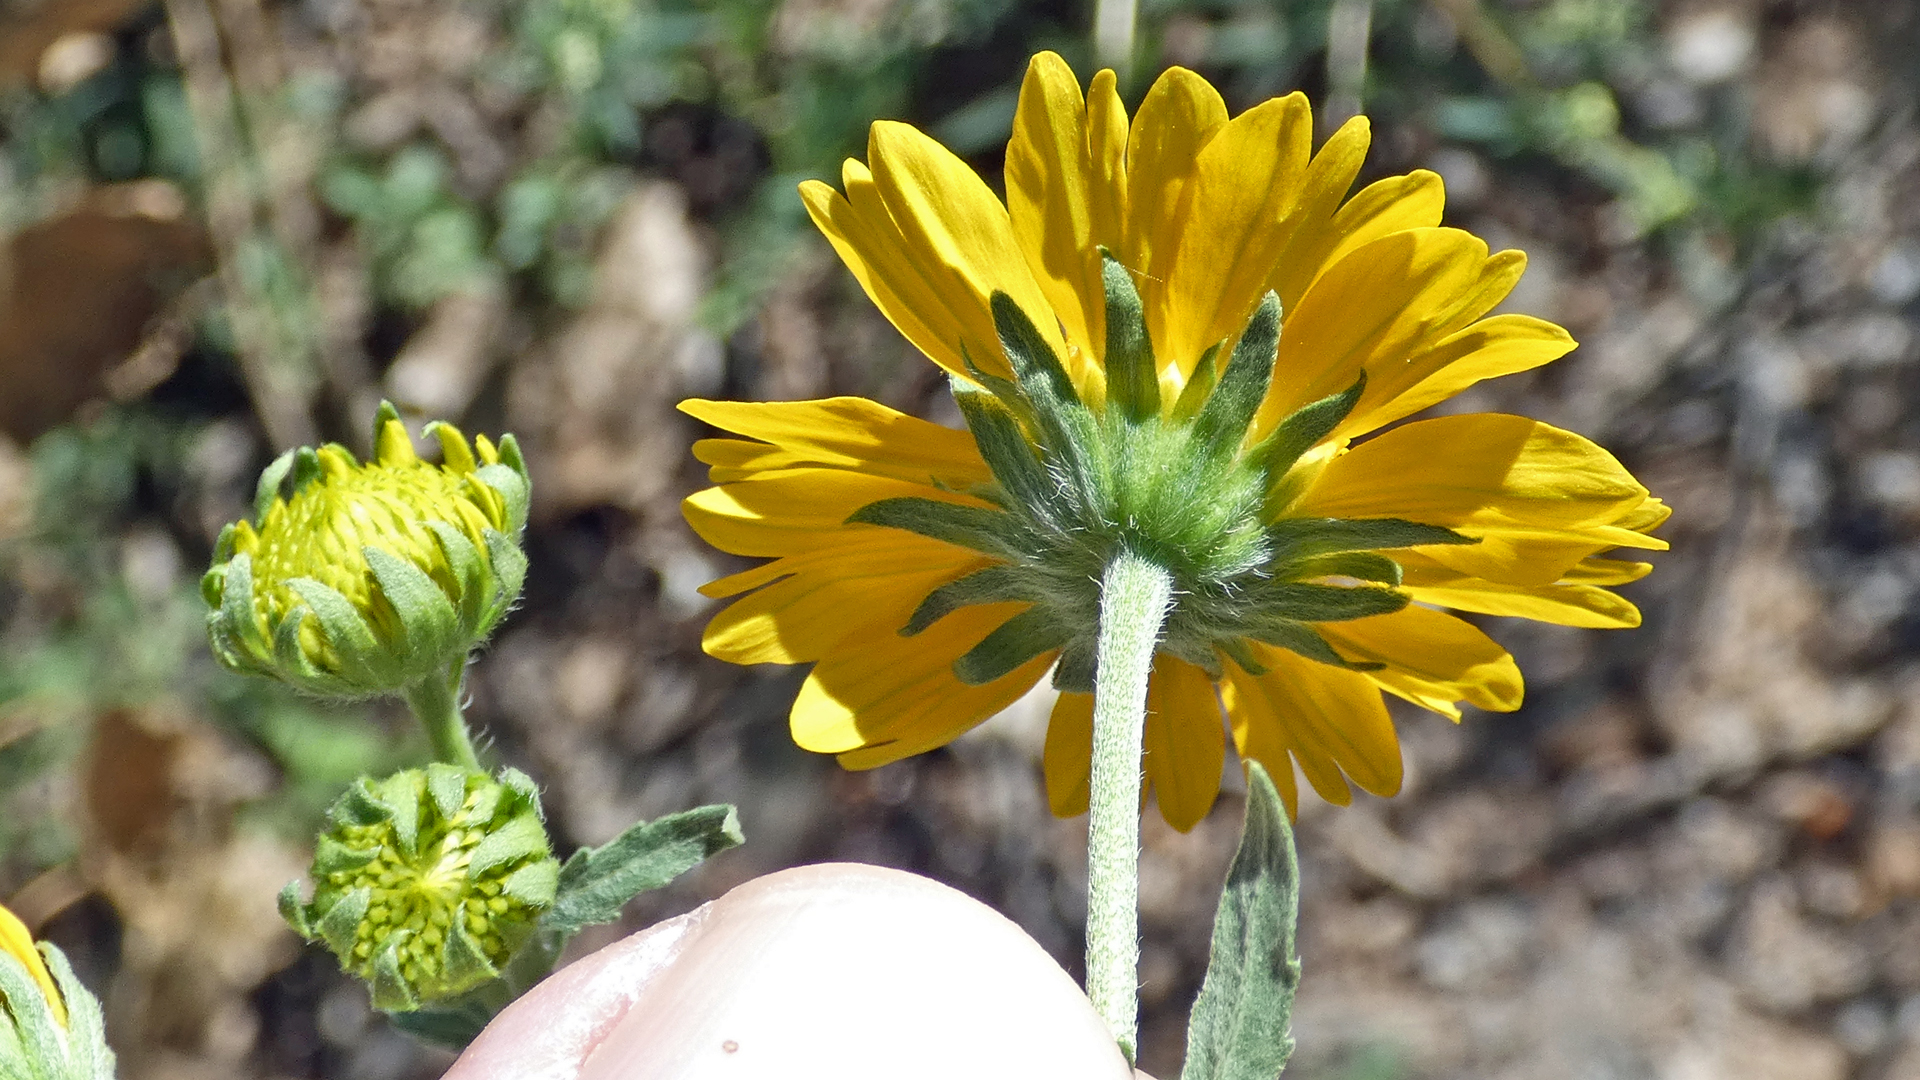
[0,0,1915,1077]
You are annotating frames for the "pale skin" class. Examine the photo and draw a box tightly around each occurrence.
[445,863,1157,1080]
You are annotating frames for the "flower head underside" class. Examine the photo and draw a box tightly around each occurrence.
[681,52,1667,829]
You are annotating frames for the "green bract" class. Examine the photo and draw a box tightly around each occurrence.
[852,254,1474,693]
[201,402,530,699]
[280,764,560,1012]
[0,939,116,1080]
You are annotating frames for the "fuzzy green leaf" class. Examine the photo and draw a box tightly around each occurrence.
[545,804,743,936]
[1266,517,1473,566]
[1179,760,1301,1080]
[1258,374,1364,483]
[254,450,295,520]
[1192,293,1281,458]
[953,386,1055,514]
[1100,252,1160,422]
[953,607,1067,685]
[849,497,1019,560]
[904,563,1028,635]
[364,546,461,661]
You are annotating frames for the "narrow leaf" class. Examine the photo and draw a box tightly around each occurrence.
[1179,760,1301,1080]
[905,563,1029,635]
[1101,251,1160,422]
[546,804,743,936]
[848,497,1018,560]
[1191,293,1281,457]
[952,607,1065,685]
[1257,373,1364,483]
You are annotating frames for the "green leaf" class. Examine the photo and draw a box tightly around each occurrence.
[951,607,1065,685]
[254,450,295,520]
[1100,251,1159,422]
[952,386,1054,515]
[1265,517,1473,567]
[848,497,1018,560]
[545,804,743,936]
[1171,344,1222,422]
[1191,292,1280,459]
[1257,374,1365,484]
[904,563,1027,635]
[1179,760,1301,1080]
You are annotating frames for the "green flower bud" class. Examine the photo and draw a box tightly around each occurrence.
[202,402,530,699]
[280,764,560,1011]
[0,905,115,1080]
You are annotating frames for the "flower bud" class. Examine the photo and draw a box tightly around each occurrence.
[203,402,529,699]
[281,764,561,1011]
[0,904,115,1079]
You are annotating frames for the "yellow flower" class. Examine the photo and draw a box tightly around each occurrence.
[203,403,530,699]
[681,53,1666,829]
[0,903,63,1028]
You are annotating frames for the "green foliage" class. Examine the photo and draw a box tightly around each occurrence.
[1180,761,1301,1080]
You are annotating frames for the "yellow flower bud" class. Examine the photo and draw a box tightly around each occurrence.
[203,403,530,699]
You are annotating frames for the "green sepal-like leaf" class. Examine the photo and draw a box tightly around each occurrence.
[1265,517,1473,567]
[289,576,395,686]
[481,530,528,631]
[953,386,1055,515]
[1100,251,1160,422]
[952,607,1065,685]
[371,936,420,1012]
[439,921,501,994]
[496,433,529,482]
[1053,641,1096,693]
[317,887,372,958]
[1191,292,1280,460]
[1244,582,1409,623]
[254,449,296,520]
[1179,760,1301,1080]
[1217,638,1268,677]
[989,290,1080,411]
[904,563,1027,635]
[290,446,327,493]
[503,859,561,908]
[279,880,314,938]
[475,463,531,534]
[1257,374,1364,485]
[426,521,487,628]
[849,497,1018,560]
[364,546,461,663]
[1286,550,1403,586]
[426,761,470,822]
[468,812,551,878]
[0,945,64,1077]
[544,804,744,937]
[44,944,116,1080]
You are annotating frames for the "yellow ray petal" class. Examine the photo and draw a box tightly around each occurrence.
[703,542,989,665]
[1260,114,1372,314]
[1158,93,1313,381]
[1273,169,1446,314]
[1320,606,1523,719]
[1290,414,1657,538]
[0,903,63,1027]
[1228,643,1403,802]
[1143,655,1226,831]
[1397,551,1642,629]
[1007,51,1108,362]
[802,173,975,378]
[681,470,991,558]
[1123,66,1228,338]
[1257,229,1524,435]
[682,397,990,488]
[1338,314,1577,439]
[795,600,1052,764]
[1044,690,1095,817]
[1562,556,1655,586]
[866,121,1075,385]
[1217,662,1320,811]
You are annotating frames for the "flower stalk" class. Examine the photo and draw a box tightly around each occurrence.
[405,668,481,771]
[1086,550,1173,1061]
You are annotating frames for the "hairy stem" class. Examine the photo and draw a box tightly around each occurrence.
[1086,550,1173,1061]
[404,667,480,771]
